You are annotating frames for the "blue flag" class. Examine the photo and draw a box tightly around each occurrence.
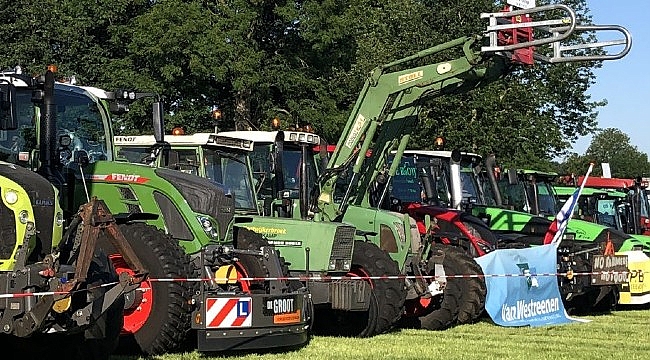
[475,244,582,326]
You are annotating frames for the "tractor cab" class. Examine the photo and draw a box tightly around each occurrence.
[496,169,559,217]
[563,176,650,236]
[554,186,628,231]
[218,130,321,218]
[114,131,259,213]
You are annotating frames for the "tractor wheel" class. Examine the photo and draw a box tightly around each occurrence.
[98,223,196,355]
[234,227,273,292]
[233,227,312,348]
[318,241,405,337]
[418,244,463,330]
[234,227,306,293]
[444,246,486,324]
[66,250,125,360]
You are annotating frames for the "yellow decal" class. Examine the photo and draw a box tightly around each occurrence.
[245,226,287,235]
[398,70,424,86]
[345,114,366,149]
[617,251,650,305]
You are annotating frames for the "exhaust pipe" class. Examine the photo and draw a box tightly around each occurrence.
[484,154,503,206]
[449,149,463,210]
[37,70,64,187]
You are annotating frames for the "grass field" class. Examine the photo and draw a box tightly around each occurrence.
[113,310,650,360]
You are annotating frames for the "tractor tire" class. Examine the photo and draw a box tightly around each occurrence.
[234,227,312,348]
[336,241,405,337]
[444,246,486,324]
[234,227,306,293]
[234,227,274,292]
[418,244,463,330]
[97,222,196,356]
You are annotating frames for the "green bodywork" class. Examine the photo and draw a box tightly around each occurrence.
[481,168,650,252]
[113,138,353,275]
[76,160,226,255]
[553,185,650,251]
[244,138,410,268]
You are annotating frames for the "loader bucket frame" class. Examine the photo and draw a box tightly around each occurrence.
[481,4,631,64]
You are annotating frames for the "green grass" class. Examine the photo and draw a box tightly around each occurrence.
[113,310,650,360]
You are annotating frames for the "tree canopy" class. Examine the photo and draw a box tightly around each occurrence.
[0,0,631,167]
[560,128,650,178]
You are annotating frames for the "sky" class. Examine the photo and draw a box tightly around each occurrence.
[566,1,650,159]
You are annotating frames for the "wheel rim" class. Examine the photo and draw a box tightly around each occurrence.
[109,254,154,334]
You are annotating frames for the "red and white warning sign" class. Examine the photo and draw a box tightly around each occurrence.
[205,297,252,328]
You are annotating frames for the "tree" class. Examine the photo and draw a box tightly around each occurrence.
[0,0,610,162]
[575,128,650,178]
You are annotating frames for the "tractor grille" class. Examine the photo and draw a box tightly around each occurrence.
[118,186,137,201]
[330,225,355,260]
[0,192,17,259]
[126,203,142,214]
[154,191,193,241]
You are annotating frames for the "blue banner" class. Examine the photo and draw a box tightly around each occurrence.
[475,244,581,326]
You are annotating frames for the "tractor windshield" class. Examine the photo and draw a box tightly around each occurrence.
[250,143,317,202]
[55,90,111,164]
[116,146,150,164]
[533,179,557,216]
[204,148,256,211]
[282,147,317,193]
[0,89,35,164]
[459,159,483,205]
[390,156,422,203]
[596,198,618,228]
[0,87,111,166]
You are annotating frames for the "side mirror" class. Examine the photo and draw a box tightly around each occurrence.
[74,149,90,167]
[153,101,165,143]
[507,168,519,185]
[0,83,18,130]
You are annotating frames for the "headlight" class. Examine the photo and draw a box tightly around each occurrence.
[343,259,351,271]
[55,212,64,227]
[19,210,29,224]
[197,216,219,239]
[4,190,18,205]
[328,259,336,270]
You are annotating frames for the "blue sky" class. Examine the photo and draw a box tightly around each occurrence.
[567,1,650,158]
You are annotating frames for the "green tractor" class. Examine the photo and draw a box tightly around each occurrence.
[389,150,639,311]
[489,168,650,251]
[220,4,630,325]
[553,186,628,229]
[114,131,405,338]
[0,69,150,359]
[0,70,311,354]
[554,176,650,237]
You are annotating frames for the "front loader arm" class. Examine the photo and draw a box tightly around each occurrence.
[314,4,631,222]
